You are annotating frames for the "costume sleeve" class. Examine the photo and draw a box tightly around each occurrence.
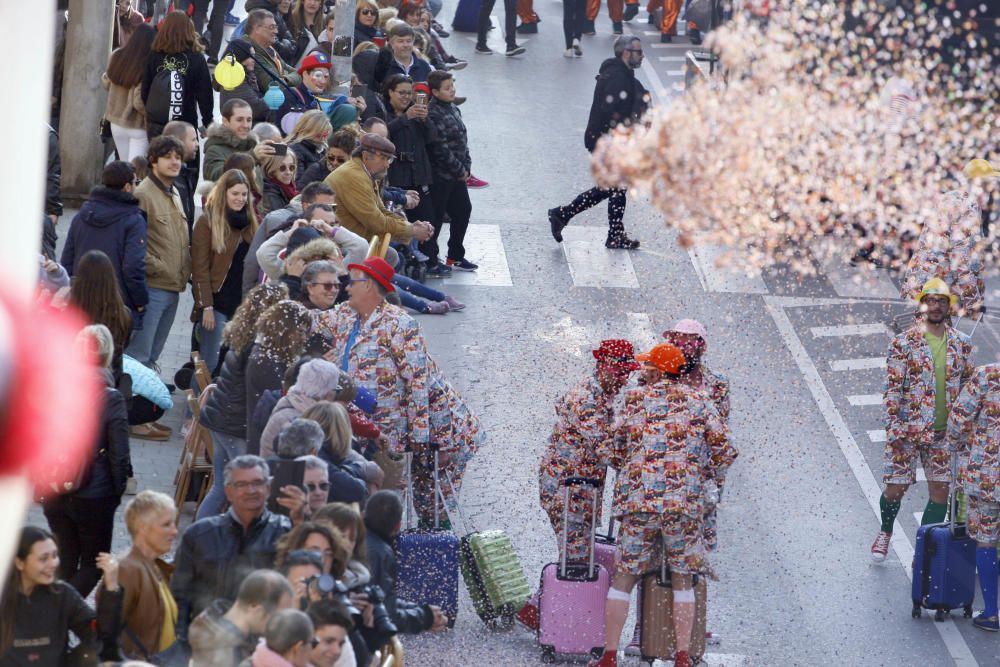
[947,366,984,453]
[702,401,737,489]
[390,320,431,449]
[883,335,907,443]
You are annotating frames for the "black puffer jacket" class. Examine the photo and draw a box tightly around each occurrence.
[171,509,292,642]
[289,138,325,188]
[584,57,650,153]
[385,108,434,188]
[425,98,470,181]
[200,344,254,439]
[74,369,130,500]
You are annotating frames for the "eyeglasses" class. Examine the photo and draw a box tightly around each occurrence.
[309,282,340,292]
[360,8,377,15]
[327,155,347,165]
[626,47,643,53]
[228,479,268,491]
[278,164,295,172]
[305,481,331,492]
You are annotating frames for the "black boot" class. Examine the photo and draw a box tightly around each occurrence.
[623,3,639,20]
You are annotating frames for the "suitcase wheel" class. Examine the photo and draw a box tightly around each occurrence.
[934,609,946,622]
[540,646,555,664]
[964,605,974,618]
[911,603,921,619]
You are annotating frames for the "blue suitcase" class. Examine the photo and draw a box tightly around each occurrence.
[396,450,460,627]
[451,0,483,32]
[910,481,976,621]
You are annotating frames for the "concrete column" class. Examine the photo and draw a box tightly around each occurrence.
[59,0,115,200]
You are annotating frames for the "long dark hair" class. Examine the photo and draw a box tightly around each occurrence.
[0,527,57,652]
[381,74,412,112]
[107,22,156,88]
[70,251,132,354]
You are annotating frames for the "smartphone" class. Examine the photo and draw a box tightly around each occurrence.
[271,143,288,156]
[415,92,428,106]
[351,83,368,99]
[267,459,306,516]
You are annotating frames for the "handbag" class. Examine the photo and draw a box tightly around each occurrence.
[122,626,189,667]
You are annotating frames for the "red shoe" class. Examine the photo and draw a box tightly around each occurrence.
[466,174,489,188]
[674,650,691,667]
[515,601,539,631]
[587,651,617,667]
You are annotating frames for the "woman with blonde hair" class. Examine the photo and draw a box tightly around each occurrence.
[196,283,289,520]
[141,11,213,139]
[118,490,182,661]
[354,0,383,45]
[301,401,368,503]
[261,151,299,217]
[191,169,259,373]
[287,110,333,185]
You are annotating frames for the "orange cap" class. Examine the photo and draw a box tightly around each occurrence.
[635,343,686,374]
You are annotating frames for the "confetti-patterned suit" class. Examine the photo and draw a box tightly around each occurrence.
[680,366,730,550]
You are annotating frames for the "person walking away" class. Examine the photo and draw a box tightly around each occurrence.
[948,364,1000,631]
[871,278,974,562]
[126,135,192,372]
[548,35,648,250]
[103,23,156,161]
[563,0,586,57]
[475,0,527,56]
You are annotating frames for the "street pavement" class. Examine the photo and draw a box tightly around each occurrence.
[28,3,1000,665]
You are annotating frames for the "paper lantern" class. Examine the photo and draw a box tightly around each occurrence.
[264,83,285,111]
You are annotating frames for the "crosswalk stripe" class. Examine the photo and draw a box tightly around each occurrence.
[657,55,687,61]
[829,357,887,371]
[664,69,685,75]
[650,655,748,667]
[810,323,889,338]
[868,429,886,442]
[626,312,660,350]
[848,394,883,406]
[562,226,639,288]
[687,244,768,294]
[440,224,513,287]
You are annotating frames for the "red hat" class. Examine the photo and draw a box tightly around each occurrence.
[298,51,332,75]
[592,339,640,370]
[348,257,396,293]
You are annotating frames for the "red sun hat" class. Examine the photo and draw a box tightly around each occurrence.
[298,51,332,75]
[592,339,640,370]
[348,257,396,293]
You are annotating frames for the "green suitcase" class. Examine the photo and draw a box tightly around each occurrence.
[460,530,531,628]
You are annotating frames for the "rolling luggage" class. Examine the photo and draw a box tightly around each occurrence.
[538,477,610,664]
[451,0,482,32]
[460,530,532,628]
[396,448,460,627]
[638,537,708,665]
[911,452,976,621]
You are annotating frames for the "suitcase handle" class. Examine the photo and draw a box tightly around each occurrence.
[563,476,601,488]
[560,478,601,580]
[403,447,446,531]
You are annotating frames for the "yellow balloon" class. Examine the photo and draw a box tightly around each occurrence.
[214,55,246,91]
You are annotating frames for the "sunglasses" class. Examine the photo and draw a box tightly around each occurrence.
[305,481,331,492]
[278,164,295,172]
[360,8,377,15]
[309,282,340,292]
[327,155,347,165]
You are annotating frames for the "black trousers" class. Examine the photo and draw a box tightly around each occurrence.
[43,495,121,598]
[184,0,229,62]
[564,0,586,48]
[425,179,472,264]
[401,184,436,226]
[477,0,517,49]
[560,186,628,238]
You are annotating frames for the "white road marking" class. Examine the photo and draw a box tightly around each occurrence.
[561,226,639,288]
[656,55,687,61]
[640,45,669,100]
[915,511,924,525]
[829,357,887,371]
[626,312,660,350]
[650,655,748,666]
[687,244,769,295]
[765,295,978,667]
[810,323,889,338]
[440,224,513,287]
[868,429,886,443]
[665,69,685,75]
[848,394,883,406]
[810,239,900,299]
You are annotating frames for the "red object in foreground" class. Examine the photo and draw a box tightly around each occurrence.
[0,292,101,495]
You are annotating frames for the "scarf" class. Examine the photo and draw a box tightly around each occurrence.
[226,206,250,230]
[270,178,299,203]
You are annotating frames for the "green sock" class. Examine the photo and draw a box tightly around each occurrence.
[921,500,948,526]
[880,494,901,533]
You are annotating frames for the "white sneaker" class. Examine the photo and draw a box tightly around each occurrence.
[572,38,583,57]
[125,477,138,496]
[623,641,641,656]
[871,531,891,562]
[564,48,574,58]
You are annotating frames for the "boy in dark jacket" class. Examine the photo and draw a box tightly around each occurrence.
[61,160,149,328]
[548,36,649,250]
[364,491,448,634]
[424,71,478,277]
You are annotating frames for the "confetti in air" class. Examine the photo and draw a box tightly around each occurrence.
[591,0,999,284]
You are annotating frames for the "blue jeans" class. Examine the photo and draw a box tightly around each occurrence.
[125,288,180,368]
[196,430,247,520]
[393,275,446,313]
[428,0,443,16]
[197,311,230,375]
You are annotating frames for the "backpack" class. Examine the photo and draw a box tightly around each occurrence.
[146,54,190,126]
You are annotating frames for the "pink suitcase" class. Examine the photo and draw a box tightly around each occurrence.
[538,477,610,663]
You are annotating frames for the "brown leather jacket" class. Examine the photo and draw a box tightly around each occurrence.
[191,212,255,310]
[118,546,175,659]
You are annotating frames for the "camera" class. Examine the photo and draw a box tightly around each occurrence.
[350,583,398,646]
[302,574,361,616]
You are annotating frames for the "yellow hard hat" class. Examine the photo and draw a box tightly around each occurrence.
[213,54,246,91]
[964,158,1000,180]
[916,277,958,306]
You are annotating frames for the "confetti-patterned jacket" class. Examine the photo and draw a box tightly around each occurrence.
[901,190,985,314]
[318,302,430,453]
[538,375,617,513]
[605,379,736,519]
[947,365,1000,503]
[428,358,481,459]
[684,367,730,424]
[884,325,973,446]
